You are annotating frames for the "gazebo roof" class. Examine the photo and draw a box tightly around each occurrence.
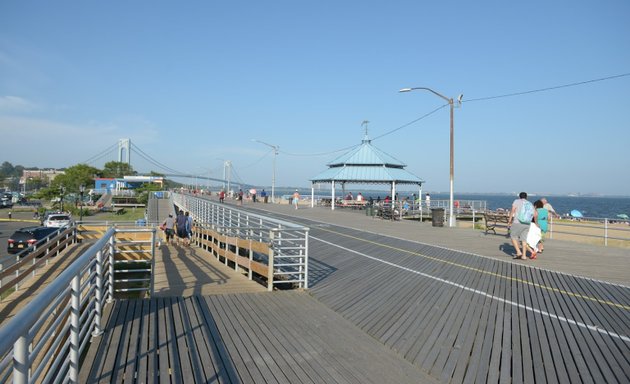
[310,136,424,185]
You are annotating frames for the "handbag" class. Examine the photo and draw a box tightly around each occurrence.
[526,222,542,249]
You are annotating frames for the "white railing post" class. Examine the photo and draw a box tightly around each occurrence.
[13,335,28,384]
[108,236,115,301]
[92,250,104,337]
[69,275,81,383]
[604,218,608,247]
[268,230,275,292]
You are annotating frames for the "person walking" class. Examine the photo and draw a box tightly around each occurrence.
[161,213,176,245]
[507,192,537,260]
[185,211,193,246]
[238,189,243,205]
[175,210,188,245]
[533,199,549,253]
[293,189,300,210]
[219,190,225,203]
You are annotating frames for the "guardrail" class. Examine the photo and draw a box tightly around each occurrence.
[0,226,76,298]
[173,192,309,290]
[0,227,156,383]
[547,216,630,247]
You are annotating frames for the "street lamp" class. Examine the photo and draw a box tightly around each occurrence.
[79,185,85,222]
[59,185,66,212]
[252,139,279,204]
[399,87,462,227]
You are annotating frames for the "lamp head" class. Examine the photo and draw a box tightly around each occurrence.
[399,88,412,93]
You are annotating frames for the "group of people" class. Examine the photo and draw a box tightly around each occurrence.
[161,210,193,246]
[508,192,556,260]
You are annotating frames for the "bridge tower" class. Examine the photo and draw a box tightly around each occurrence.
[118,138,131,164]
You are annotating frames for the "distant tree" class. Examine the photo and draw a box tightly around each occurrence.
[0,161,15,178]
[102,161,136,178]
[51,163,101,194]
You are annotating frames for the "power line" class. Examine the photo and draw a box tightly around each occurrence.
[372,104,448,140]
[464,72,630,103]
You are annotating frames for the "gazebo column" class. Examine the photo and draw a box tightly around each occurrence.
[419,183,423,222]
[311,184,315,208]
[391,181,396,204]
[331,180,336,210]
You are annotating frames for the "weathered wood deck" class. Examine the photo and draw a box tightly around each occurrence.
[80,293,433,383]
[79,203,630,383]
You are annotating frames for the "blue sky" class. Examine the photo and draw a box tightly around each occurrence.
[1,1,629,195]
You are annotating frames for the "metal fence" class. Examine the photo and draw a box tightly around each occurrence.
[0,227,156,384]
[0,226,76,298]
[173,192,310,290]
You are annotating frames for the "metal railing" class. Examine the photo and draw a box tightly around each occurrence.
[0,226,76,298]
[0,227,156,384]
[173,192,309,290]
[547,215,630,247]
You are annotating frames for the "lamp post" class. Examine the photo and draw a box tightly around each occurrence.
[60,185,66,212]
[399,87,462,228]
[252,139,279,204]
[79,185,85,222]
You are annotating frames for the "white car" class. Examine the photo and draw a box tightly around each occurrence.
[43,213,73,228]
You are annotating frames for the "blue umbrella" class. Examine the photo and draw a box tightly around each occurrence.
[570,210,583,218]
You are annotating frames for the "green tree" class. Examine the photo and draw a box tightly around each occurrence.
[51,163,101,194]
[102,161,136,178]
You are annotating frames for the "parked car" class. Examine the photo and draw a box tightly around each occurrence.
[43,213,73,228]
[7,226,61,254]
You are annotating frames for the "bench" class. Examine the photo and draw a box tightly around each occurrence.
[483,211,510,235]
[337,200,367,209]
[377,205,399,221]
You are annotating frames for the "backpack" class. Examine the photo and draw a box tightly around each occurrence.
[517,200,534,224]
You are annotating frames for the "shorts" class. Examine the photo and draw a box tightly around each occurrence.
[510,221,530,242]
[165,228,174,239]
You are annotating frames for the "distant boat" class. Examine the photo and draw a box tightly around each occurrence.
[570,210,583,218]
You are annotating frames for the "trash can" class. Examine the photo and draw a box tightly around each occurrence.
[264,196,268,203]
[365,206,372,216]
[431,208,444,227]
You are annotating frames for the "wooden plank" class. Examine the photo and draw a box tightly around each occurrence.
[555,272,623,383]
[249,240,270,255]
[121,298,144,384]
[135,298,156,384]
[96,300,130,383]
[230,293,318,384]
[541,269,590,383]
[170,297,195,383]
[78,299,117,383]
[201,295,257,383]
[194,295,245,384]
[111,300,138,383]
[182,297,221,383]
[221,295,288,383]
[520,267,546,384]
[176,297,207,383]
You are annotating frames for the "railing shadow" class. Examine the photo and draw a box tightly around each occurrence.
[307,257,338,288]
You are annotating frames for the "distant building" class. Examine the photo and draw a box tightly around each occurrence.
[93,176,164,194]
[20,169,64,185]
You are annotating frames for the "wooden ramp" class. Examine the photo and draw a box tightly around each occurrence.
[152,244,266,296]
[80,292,434,384]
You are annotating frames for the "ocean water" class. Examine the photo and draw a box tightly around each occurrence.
[294,187,630,219]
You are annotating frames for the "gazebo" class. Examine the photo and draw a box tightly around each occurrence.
[310,133,424,210]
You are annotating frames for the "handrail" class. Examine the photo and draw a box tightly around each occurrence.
[172,192,309,290]
[0,226,156,383]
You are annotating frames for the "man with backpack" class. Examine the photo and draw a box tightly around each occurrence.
[508,192,538,260]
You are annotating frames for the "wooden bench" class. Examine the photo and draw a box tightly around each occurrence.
[483,211,510,235]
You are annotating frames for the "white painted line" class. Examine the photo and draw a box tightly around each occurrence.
[311,235,630,343]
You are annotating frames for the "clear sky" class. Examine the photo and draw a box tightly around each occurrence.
[1,1,629,195]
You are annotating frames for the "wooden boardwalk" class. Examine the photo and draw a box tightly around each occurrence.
[152,243,266,296]
[80,293,433,383]
[78,202,630,383]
